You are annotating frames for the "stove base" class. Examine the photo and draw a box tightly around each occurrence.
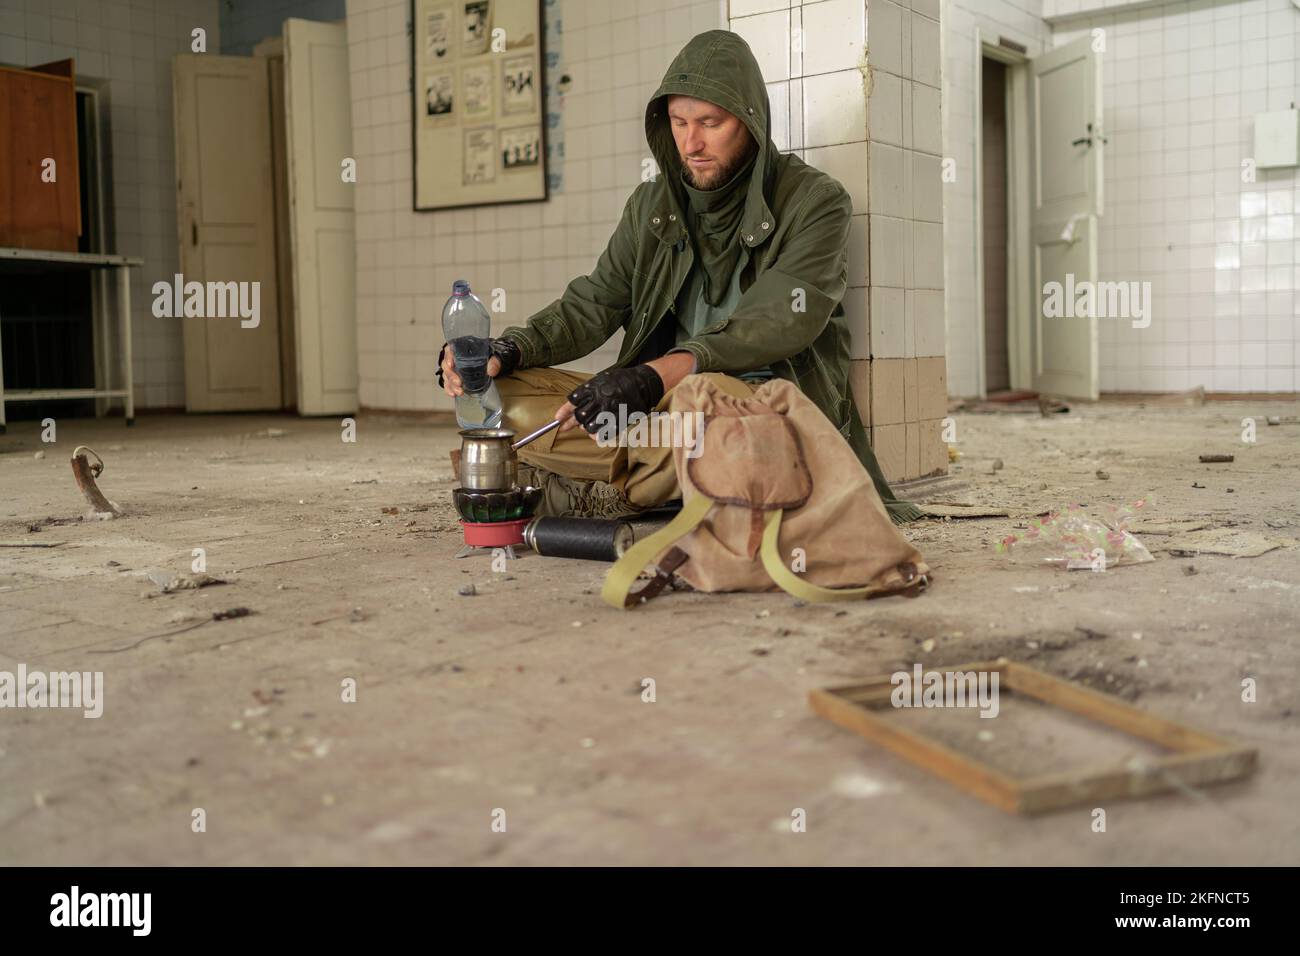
[457,517,531,552]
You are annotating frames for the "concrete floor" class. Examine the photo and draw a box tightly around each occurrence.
[1,399,1297,865]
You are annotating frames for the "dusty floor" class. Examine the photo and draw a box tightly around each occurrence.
[1,399,1297,865]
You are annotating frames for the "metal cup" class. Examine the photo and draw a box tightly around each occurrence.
[458,428,518,492]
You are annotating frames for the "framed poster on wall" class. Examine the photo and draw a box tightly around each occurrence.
[411,0,547,210]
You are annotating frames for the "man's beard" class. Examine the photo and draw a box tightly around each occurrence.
[682,140,757,190]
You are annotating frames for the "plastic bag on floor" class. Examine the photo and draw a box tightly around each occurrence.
[996,499,1154,570]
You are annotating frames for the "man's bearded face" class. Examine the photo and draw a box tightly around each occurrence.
[667,95,756,190]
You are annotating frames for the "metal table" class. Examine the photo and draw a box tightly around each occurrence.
[0,246,143,433]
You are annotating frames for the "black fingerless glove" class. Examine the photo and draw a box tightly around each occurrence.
[566,365,666,435]
[437,336,523,389]
[489,336,522,378]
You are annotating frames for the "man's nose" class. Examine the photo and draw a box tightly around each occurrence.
[684,126,704,155]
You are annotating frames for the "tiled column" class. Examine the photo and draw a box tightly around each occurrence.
[730,0,947,481]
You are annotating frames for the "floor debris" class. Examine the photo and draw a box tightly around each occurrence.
[212,607,252,621]
[147,570,227,593]
[1129,519,1211,534]
[69,446,123,517]
[1161,528,1288,559]
[920,504,1010,518]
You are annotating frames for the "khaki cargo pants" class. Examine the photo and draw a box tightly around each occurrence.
[496,368,757,510]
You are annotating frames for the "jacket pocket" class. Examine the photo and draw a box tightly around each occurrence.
[697,315,730,336]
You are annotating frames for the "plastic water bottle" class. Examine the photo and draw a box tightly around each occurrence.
[441,280,503,428]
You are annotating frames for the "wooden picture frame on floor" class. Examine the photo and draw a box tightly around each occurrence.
[809,660,1258,815]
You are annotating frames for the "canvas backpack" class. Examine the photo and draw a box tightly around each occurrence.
[602,376,931,608]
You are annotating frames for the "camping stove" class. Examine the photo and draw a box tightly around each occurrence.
[452,486,542,559]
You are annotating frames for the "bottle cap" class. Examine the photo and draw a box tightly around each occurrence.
[452,279,470,296]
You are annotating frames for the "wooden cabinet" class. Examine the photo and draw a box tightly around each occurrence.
[0,59,81,252]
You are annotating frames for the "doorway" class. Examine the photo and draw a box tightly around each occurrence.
[972,33,1036,400]
[973,32,1105,401]
[981,56,1011,394]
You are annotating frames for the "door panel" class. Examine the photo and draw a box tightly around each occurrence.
[284,19,358,416]
[1032,219,1098,399]
[173,54,282,411]
[1031,36,1103,221]
[1029,36,1103,400]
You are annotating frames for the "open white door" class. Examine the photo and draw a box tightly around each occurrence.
[1029,35,1103,400]
[173,54,282,411]
[284,18,358,416]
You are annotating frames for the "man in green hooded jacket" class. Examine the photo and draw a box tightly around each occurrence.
[439,29,920,524]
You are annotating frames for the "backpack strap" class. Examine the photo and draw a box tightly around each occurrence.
[759,508,926,602]
[601,493,715,609]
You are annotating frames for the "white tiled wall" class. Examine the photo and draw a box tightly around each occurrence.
[729,1,948,358]
[0,0,219,409]
[940,0,1051,398]
[345,0,726,411]
[1056,0,1300,393]
[732,0,873,358]
[1043,0,1147,19]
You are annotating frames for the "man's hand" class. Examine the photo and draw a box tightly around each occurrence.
[554,353,695,439]
[438,337,521,397]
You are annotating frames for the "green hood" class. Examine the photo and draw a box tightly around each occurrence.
[644,30,779,259]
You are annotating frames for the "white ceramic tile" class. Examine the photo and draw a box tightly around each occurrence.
[897,0,912,80]
[731,8,790,83]
[867,67,902,146]
[804,140,869,213]
[869,214,910,287]
[865,0,902,77]
[910,11,940,88]
[844,286,870,359]
[802,69,867,147]
[867,140,908,218]
[788,76,804,149]
[789,4,802,78]
[912,151,942,223]
[899,74,912,149]
[914,289,945,357]
[730,0,787,18]
[913,221,943,290]
[847,213,870,287]
[903,289,916,358]
[911,79,941,155]
[912,0,940,21]
[870,286,906,358]
[802,0,865,75]
[767,80,790,151]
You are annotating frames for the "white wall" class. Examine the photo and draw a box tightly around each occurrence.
[940,0,1051,398]
[345,0,726,411]
[0,0,220,409]
[1055,0,1300,393]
